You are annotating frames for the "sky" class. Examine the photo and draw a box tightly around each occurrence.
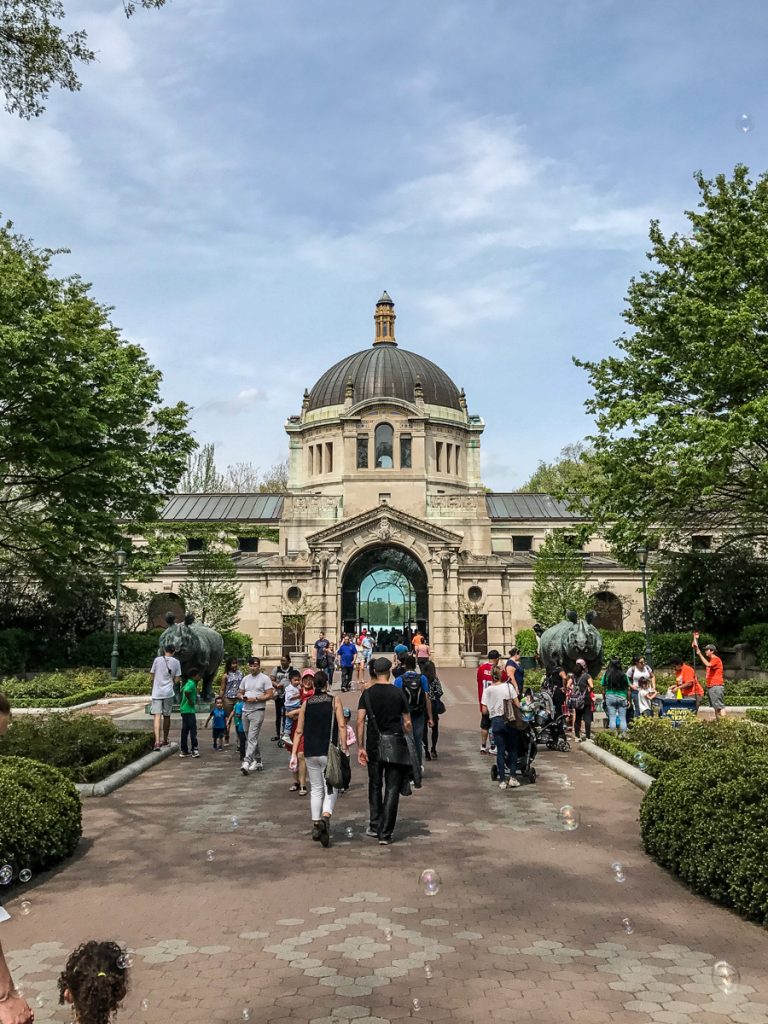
[3,0,767,489]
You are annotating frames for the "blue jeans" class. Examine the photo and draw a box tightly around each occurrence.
[410,711,426,766]
[180,713,198,754]
[491,717,519,780]
[605,694,628,734]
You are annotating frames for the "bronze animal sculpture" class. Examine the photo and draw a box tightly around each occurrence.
[539,610,603,678]
[159,613,225,701]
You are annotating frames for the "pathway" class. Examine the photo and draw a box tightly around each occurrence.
[3,669,768,1024]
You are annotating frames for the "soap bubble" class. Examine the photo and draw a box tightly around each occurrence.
[345,826,354,839]
[419,868,441,896]
[140,1000,150,1011]
[611,861,626,883]
[712,960,739,994]
[34,995,45,1008]
[424,966,433,979]
[116,952,134,970]
[384,928,393,941]
[560,775,573,789]
[621,916,634,934]
[411,999,421,1014]
[0,865,12,885]
[12,988,23,999]
[18,869,32,883]
[736,113,754,134]
[241,1008,252,1021]
[231,817,239,830]
[558,805,579,830]
[206,850,215,862]
[19,901,31,916]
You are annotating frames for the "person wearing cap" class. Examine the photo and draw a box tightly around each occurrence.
[0,694,35,1024]
[692,637,726,719]
[571,658,595,741]
[476,651,501,755]
[357,657,413,845]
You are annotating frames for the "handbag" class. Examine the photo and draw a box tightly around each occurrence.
[362,690,411,765]
[324,698,344,789]
[502,683,527,730]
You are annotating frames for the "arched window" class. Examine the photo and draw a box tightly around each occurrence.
[374,423,394,468]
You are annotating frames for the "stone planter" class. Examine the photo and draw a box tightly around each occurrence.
[462,651,480,669]
[290,651,309,669]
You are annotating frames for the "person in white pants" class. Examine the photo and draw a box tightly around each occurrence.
[238,659,274,775]
[290,671,347,847]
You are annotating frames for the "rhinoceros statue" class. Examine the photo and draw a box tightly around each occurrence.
[539,610,603,678]
[159,613,225,701]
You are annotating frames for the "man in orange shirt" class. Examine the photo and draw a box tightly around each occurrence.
[672,656,704,709]
[693,639,726,719]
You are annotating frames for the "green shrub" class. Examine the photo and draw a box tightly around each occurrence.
[627,716,768,763]
[725,695,768,706]
[514,629,538,658]
[746,709,768,725]
[740,623,768,668]
[71,630,163,669]
[0,757,82,880]
[104,671,150,696]
[61,734,154,783]
[8,689,107,708]
[640,750,768,925]
[0,714,122,769]
[594,730,666,777]
[601,630,714,668]
[0,629,31,675]
[0,670,109,698]
[222,630,252,660]
[726,679,768,697]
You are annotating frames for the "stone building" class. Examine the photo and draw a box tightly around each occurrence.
[147,293,643,665]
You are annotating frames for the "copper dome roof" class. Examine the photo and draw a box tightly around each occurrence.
[306,344,462,412]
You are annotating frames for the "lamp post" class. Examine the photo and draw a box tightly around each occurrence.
[110,549,127,680]
[636,544,652,667]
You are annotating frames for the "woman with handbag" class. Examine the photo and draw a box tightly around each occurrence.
[422,660,444,760]
[481,672,522,789]
[290,671,347,847]
[571,659,595,741]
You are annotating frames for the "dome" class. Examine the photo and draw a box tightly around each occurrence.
[306,293,462,412]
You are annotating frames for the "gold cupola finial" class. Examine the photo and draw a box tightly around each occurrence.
[373,291,397,346]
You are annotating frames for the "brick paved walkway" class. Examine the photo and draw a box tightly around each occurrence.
[4,669,768,1024]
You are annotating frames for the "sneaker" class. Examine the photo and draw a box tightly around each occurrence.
[153,743,162,751]
[271,736,279,742]
[378,837,391,846]
[498,780,507,789]
[248,760,263,773]
[319,818,331,848]
[507,778,521,788]
[489,745,497,754]
[365,827,378,838]
[431,749,438,760]
[179,752,190,758]
[241,761,250,775]
[480,747,489,755]
[424,749,432,761]
[192,750,200,758]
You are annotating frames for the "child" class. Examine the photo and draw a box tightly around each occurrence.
[339,706,356,795]
[281,669,302,745]
[179,668,201,758]
[227,697,247,761]
[205,695,227,750]
[638,676,658,717]
[58,940,128,1024]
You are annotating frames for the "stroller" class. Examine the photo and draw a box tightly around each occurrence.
[534,691,571,752]
[490,700,540,784]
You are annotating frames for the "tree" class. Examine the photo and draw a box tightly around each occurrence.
[179,444,224,493]
[0,0,168,118]
[519,442,600,498]
[257,459,289,494]
[178,541,243,633]
[528,532,598,628]
[649,547,768,642]
[576,165,768,559]
[282,596,320,651]
[0,221,193,593]
[178,447,289,494]
[459,597,486,652]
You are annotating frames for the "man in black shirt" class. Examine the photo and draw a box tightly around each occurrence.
[357,657,413,845]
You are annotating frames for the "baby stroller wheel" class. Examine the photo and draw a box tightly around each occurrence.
[528,766,537,783]
[557,739,570,752]
[491,764,498,782]
[277,738,285,749]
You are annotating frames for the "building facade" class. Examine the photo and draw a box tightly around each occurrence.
[146,294,642,664]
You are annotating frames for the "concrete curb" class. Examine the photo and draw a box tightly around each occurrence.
[75,743,178,798]
[579,738,655,792]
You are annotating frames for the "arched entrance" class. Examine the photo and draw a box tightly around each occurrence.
[592,591,624,631]
[341,545,428,648]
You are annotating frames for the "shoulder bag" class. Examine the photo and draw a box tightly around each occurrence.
[502,682,526,730]
[324,697,345,789]
[362,689,411,765]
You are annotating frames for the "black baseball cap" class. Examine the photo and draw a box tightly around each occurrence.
[372,656,392,675]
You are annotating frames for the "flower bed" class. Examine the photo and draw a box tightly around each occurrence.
[0,714,154,783]
[1,668,150,706]
[593,730,666,777]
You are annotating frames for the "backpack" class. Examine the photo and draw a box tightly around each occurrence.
[401,671,425,712]
[567,684,586,711]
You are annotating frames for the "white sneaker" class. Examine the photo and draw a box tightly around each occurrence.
[241,761,249,775]
[248,760,263,773]
[507,778,521,788]
[499,781,507,790]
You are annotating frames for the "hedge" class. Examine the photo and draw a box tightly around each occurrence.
[0,714,125,770]
[640,750,768,925]
[0,757,82,882]
[739,623,768,668]
[60,734,154,783]
[593,730,666,777]
[628,715,768,763]
[746,709,768,726]
[71,628,253,669]
[513,628,714,668]
[514,629,538,658]
[0,629,31,676]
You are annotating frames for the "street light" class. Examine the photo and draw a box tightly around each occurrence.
[636,543,652,668]
[110,549,128,680]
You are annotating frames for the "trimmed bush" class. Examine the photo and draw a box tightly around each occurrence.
[0,756,82,880]
[726,679,768,697]
[0,714,123,769]
[514,629,538,658]
[594,730,666,777]
[8,689,107,708]
[627,716,768,763]
[0,669,109,698]
[725,695,768,707]
[71,630,163,669]
[739,623,768,668]
[746,709,768,725]
[222,630,253,661]
[60,734,154,783]
[0,629,31,675]
[640,750,768,925]
[104,671,150,696]
[601,630,714,668]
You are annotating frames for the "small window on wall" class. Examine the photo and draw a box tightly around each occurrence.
[378,493,391,505]
[238,537,259,553]
[357,436,369,469]
[186,538,204,552]
[308,446,314,476]
[692,535,712,550]
[435,441,444,473]
[446,443,453,474]
[512,535,533,552]
[375,423,394,468]
[325,441,333,474]
[317,444,323,474]
[455,445,461,475]
[400,435,412,469]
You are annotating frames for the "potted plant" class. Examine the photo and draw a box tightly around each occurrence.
[460,598,486,669]
[282,596,319,668]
